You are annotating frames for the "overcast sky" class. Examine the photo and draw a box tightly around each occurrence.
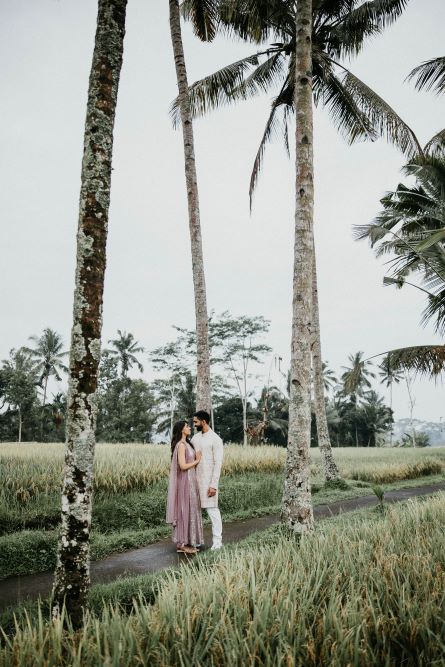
[1,0,445,423]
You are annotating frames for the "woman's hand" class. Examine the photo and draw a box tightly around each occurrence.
[195,450,202,465]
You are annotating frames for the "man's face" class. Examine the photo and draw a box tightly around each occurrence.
[193,417,203,432]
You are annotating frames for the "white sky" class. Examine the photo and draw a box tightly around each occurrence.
[1,0,445,422]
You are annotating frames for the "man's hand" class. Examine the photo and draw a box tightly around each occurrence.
[207,487,217,497]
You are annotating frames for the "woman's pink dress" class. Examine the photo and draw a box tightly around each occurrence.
[166,441,204,547]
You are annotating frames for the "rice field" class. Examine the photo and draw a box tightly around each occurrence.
[1,442,445,502]
[2,493,445,665]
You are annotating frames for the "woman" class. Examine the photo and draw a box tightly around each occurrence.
[166,420,204,554]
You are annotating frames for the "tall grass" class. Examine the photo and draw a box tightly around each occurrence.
[2,494,445,665]
[0,443,286,501]
[1,443,445,505]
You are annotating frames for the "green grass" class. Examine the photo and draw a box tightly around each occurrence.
[2,493,445,665]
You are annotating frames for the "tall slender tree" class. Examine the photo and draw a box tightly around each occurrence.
[379,354,403,445]
[341,351,375,446]
[168,0,214,413]
[311,250,340,480]
[281,0,315,532]
[52,0,127,627]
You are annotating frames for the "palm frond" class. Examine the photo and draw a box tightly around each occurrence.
[328,0,409,57]
[181,0,218,41]
[353,221,388,244]
[415,228,445,252]
[421,291,445,335]
[230,52,286,100]
[340,69,423,157]
[249,75,291,208]
[424,129,445,156]
[383,345,445,378]
[217,0,294,43]
[170,51,269,126]
[315,57,377,143]
[408,56,445,95]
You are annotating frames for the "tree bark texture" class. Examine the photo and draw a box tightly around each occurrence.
[169,0,212,414]
[282,0,314,533]
[311,248,340,481]
[52,0,127,627]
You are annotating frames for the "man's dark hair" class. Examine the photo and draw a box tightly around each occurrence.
[194,410,210,424]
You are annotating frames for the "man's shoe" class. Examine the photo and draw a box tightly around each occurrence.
[210,543,223,551]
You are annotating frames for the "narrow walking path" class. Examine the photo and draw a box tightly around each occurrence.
[1,481,444,612]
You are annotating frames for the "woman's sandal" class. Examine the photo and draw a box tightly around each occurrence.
[177,545,198,554]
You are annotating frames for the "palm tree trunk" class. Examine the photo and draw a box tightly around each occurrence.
[389,381,393,446]
[52,0,127,628]
[169,0,212,414]
[405,372,416,447]
[242,398,248,446]
[311,250,340,481]
[18,407,22,444]
[282,0,314,533]
[40,373,49,441]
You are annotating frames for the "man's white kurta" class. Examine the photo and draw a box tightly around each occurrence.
[191,429,224,509]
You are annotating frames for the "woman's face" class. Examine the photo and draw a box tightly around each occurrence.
[182,423,191,438]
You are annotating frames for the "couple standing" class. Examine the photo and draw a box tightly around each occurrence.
[166,410,223,554]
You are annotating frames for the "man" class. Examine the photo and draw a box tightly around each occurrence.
[192,410,224,550]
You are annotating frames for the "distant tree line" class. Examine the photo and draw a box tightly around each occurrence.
[1,315,404,447]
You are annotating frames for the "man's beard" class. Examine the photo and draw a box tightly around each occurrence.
[196,424,203,432]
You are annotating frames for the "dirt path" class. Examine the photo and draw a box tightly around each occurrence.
[1,481,444,612]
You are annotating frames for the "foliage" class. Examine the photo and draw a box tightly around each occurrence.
[0,349,39,441]
[213,396,246,442]
[96,378,156,443]
[397,430,431,448]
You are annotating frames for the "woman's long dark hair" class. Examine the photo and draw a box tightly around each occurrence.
[170,420,194,458]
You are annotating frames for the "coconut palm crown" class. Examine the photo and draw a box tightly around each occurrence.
[355,156,445,334]
[175,0,420,205]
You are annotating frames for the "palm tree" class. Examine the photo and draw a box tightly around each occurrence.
[52,0,127,627]
[341,351,375,446]
[408,57,445,96]
[379,354,403,445]
[24,328,68,438]
[168,0,214,413]
[342,351,376,398]
[107,330,144,378]
[180,0,415,523]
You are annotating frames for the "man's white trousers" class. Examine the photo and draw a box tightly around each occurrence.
[206,507,222,547]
